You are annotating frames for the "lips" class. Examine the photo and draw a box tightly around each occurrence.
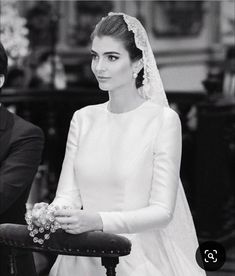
[97,76,110,81]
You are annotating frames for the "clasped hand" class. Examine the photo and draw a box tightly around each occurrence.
[30,203,103,234]
[54,209,103,234]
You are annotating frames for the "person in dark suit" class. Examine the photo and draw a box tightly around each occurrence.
[0,42,44,275]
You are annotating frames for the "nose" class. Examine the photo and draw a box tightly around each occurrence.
[94,57,106,73]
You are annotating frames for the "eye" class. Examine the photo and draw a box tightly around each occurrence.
[91,53,98,60]
[108,55,118,62]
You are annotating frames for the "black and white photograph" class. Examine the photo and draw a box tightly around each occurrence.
[0,1,235,276]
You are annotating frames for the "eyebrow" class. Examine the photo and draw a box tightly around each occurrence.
[90,50,120,55]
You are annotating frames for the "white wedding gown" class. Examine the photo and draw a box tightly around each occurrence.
[49,100,206,276]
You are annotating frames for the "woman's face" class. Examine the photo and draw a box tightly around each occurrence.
[91,35,136,92]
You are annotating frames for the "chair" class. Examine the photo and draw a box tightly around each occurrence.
[0,223,131,276]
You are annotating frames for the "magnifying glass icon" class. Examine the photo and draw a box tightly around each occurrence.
[208,253,214,260]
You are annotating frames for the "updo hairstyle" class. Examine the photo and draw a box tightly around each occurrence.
[91,14,144,89]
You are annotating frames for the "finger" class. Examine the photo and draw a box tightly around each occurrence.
[34,202,48,209]
[55,217,75,224]
[54,209,73,217]
[60,223,69,230]
[65,229,80,234]
[61,223,76,231]
[61,220,79,228]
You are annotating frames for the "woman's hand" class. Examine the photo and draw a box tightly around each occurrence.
[30,202,60,228]
[31,202,49,227]
[54,209,103,234]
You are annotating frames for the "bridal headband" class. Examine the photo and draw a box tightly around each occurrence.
[107,12,169,107]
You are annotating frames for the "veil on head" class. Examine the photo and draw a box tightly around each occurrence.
[107,12,169,107]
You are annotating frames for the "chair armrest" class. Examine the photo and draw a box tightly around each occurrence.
[0,224,131,258]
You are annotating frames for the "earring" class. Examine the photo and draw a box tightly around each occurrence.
[133,72,138,79]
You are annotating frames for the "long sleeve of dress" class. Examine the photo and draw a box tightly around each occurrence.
[99,108,182,234]
[52,111,82,209]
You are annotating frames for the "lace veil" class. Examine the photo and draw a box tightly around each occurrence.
[108,12,168,107]
[107,12,203,274]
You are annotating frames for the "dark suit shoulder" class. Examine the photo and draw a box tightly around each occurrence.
[13,113,44,140]
[0,105,44,140]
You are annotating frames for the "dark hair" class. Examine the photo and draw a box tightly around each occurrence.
[91,14,144,89]
[0,42,8,79]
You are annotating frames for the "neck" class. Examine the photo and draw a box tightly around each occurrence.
[108,83,146,113]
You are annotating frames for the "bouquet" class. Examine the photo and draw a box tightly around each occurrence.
[25,203,70,244]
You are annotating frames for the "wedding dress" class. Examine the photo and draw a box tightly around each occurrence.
[49,100,205,276]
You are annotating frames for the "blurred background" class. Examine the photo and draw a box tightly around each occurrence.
[0,0,235,275]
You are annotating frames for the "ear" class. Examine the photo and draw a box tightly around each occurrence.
[132,58,143,74]
[0,75,5,88]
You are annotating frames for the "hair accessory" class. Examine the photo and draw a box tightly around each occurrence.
[108,12,168,107]
[133,72,138,79]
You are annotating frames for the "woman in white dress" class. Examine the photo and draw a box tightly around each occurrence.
[38,12,205,275]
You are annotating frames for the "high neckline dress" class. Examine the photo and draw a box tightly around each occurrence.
[49,100,206,276]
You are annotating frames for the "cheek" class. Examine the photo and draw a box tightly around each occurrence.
[113,61,132,80]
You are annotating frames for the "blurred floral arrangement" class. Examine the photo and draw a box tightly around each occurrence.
[0,0,29,66]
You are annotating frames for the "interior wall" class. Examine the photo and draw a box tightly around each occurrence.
[116,1,225,92]
[16,1,233,92]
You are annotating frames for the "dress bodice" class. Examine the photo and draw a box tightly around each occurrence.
[74,101,162,212]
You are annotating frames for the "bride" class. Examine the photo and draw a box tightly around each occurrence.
[31,12,206,276]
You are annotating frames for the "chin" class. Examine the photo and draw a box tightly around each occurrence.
[98,83,109,91]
